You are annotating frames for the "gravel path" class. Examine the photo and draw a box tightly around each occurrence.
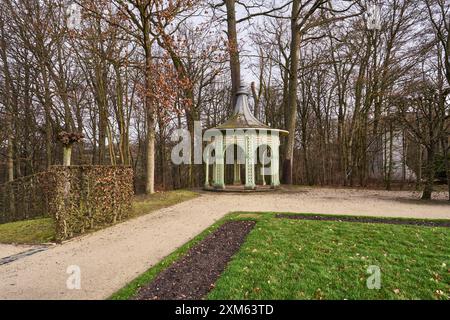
[0,244,39,260]
[0,188,449,300]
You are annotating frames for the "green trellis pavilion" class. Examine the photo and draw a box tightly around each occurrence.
[204,85,288,191]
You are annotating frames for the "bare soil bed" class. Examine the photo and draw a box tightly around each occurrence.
[277,213,450,227]
[134,220,255,300]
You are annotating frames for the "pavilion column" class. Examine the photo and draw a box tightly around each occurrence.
[261,163,266,186]
[271,136,280,188]
[233,163,241,184]
[214,137,225,189]
[245,134,256,190]
[204,157,209,188]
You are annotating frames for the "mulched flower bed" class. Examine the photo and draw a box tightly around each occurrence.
[134,220,256,300]
[276,214,450,228]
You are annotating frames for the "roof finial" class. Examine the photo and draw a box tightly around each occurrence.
[237,79,248,95]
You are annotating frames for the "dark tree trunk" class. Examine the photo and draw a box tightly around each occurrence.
[421,145,436,200]
[225,0,241,106]
[282,0,301,185]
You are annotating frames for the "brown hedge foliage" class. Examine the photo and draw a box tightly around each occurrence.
[0,166,134,242]
[48,166,134,242]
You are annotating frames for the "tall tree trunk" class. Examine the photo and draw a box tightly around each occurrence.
[225,0,240,105]
[42,72,53,169]
[144,19,155,195]
[442,138,450,201]
[186,107,196,187]
[0,29,14,181]
[279,64,290,170]
[23,56,34,175]
[145,100,156,194]
[401,129,407,189]
[96,64,108,165]
[386,121,394,191]
[337,102,346,185]
[6,120,14,182]
[114,63,130,166]
[75,104,85,165]
[422,144,436,200]
[282,0,301,185]
[157,108,167,189]
[416,144,423,190]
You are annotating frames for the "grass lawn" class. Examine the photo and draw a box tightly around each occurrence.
[112,212,450,300]
[0,190,198,245]
[0,218,55,244]
[130,190,198,218]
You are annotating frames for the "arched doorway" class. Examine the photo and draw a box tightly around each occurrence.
[224,144,245,185]
[255,144,273,186]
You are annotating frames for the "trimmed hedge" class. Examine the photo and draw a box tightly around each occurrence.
[0,166,134,242]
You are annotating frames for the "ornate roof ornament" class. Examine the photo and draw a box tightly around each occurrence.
[216,85,286,132]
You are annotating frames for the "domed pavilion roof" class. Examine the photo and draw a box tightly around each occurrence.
[215,85,288,134]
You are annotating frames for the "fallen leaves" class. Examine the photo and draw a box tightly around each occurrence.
[314,288,325,300]
[434,289,444,298]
